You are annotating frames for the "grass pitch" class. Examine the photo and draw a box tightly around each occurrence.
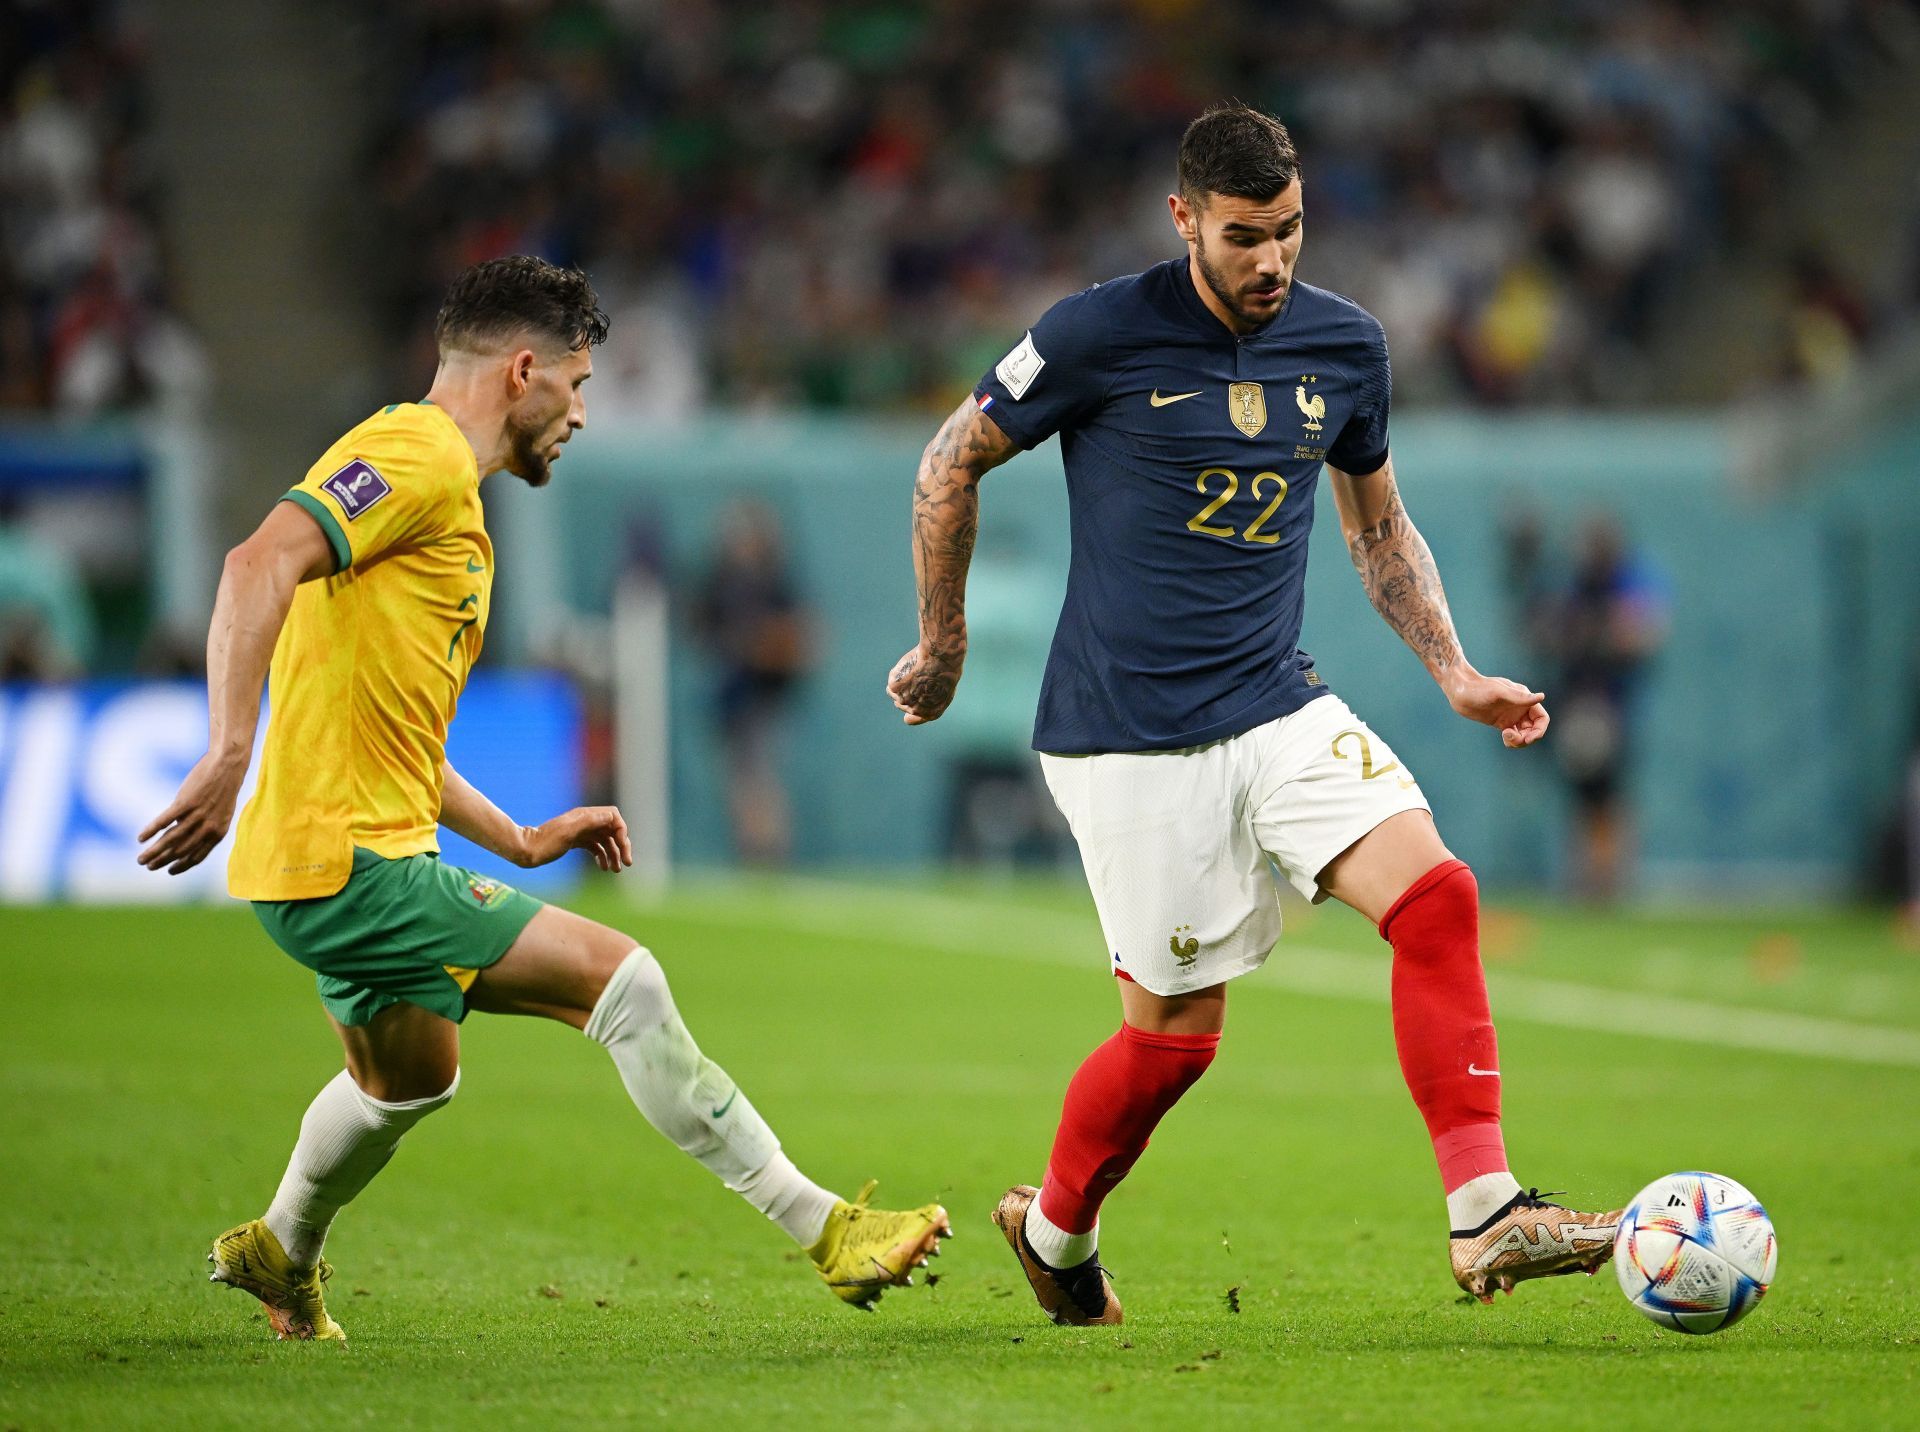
[2,876,1917,1429]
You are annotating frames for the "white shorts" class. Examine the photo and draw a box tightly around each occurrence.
[1040,694,1429,996]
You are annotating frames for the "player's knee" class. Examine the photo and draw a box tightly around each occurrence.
[583,945,678,1043]
[351,1063,460,1114]
[1380,858,1478,945]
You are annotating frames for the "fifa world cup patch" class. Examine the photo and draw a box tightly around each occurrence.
[322,459,393,519]
[995,331,1044,399]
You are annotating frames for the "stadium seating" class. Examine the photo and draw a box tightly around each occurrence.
[364,0,1906,412]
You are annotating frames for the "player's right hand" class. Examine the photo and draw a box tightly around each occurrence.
[137,751,247,875]
[887,641,963,724]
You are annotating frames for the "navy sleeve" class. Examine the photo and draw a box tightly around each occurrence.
[971,286,1112,450]
[1327,319,1391,475]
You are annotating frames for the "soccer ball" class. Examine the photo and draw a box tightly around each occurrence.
[1614,1171,1777,1334]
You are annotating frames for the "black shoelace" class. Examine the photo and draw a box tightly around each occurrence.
[1021,1220,1115,1316]
[1452,1187,1571,1239]
[1059,1258,1116,1317]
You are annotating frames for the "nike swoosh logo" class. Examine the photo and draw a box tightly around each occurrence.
[1468,1065,1500,1077]
[1149,389,1201,407]
[466,557,485,572]
[711,1088,738,1119]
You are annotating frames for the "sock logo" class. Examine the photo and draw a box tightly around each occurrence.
[1169,926,1199,967]
[1468,1064,1500,1077]
[710,1087,739,1120]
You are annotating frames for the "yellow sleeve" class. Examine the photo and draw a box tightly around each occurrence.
[283,415,461,573]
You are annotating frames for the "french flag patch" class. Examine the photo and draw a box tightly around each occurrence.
[322,459,392,520]
[975,392,995,413]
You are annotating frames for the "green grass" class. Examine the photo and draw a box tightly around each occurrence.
[3,877,1918,1429]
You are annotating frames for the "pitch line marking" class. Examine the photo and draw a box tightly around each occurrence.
[645,879,1920,1071]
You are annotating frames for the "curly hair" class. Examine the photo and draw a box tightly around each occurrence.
[433,256,610,355]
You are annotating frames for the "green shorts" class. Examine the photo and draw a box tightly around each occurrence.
[253,847,545,1027]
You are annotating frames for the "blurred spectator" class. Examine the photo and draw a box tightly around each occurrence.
[933,519,1067,868]
[1906,725,1920,942]
[691,499,816,866]
[0,498,95,678]
[1539,515,1671,903]
[1496,505,1563,885]
[365,0,1906,414]
[0,0,205,416]
[1779,244,1875,389]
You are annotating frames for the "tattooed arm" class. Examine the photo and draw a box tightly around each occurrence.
[886,395,1021,724]
[1328,456,1550,748]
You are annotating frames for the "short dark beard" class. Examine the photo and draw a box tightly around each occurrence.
[1194,231,1279,332]
[503,410,553,488]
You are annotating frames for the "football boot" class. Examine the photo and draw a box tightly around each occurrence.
[991,1184,1122,1326]
[1451,1187,1624,1303]
[208,1218,346,1342]
[806,1179,951,1308]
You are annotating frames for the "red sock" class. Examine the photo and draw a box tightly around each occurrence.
[1379,859,1508,1195]
[1037,1023,1219,1234]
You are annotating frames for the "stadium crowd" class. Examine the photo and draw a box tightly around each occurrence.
[366,0,1914,415]
[0,0,203,416]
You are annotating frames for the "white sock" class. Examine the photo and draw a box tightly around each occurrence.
[1023,1197,1097,1269]
[262,1067,459,1267]
[733,1151,839,1247]
[1447,1170,1524,1232]
[585,947,838,1247]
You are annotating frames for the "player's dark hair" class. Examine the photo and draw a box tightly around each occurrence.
[433,256,610,356]
[1178,103,1301,207]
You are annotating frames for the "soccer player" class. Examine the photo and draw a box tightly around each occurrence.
[139,257,949,1342]
[887,105,1621,1325]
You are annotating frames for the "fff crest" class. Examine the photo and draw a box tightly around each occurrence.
[1227,382,1266,437]
[1295,380,1326,434]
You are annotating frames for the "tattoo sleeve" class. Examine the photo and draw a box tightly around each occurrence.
[1346,478,1464,677]
[911,396,1018,661]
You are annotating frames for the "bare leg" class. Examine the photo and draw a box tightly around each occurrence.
[1317,808,1454,923]
[330,999,460,1100]
[466,903,633,1027]
[1117,978,1227,1034]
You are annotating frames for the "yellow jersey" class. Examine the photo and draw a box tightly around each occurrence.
[229,401,490,900]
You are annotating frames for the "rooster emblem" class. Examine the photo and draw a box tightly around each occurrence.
[1169,925,1199,967]
[1295,384,1325,434]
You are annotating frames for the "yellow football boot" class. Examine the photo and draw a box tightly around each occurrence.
[805,1180,952,1308]
[208,1219,346,1342]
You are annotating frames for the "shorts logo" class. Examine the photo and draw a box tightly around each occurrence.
[1169,925,1199,967]
[995,331,1044,400]
[467,875,513,908]
[322,459,392,519]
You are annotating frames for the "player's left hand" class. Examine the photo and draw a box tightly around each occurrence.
[1444,670,1550,749]
[522,806,634,871]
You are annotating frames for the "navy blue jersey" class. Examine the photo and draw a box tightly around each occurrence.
[973,258,1392,755]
